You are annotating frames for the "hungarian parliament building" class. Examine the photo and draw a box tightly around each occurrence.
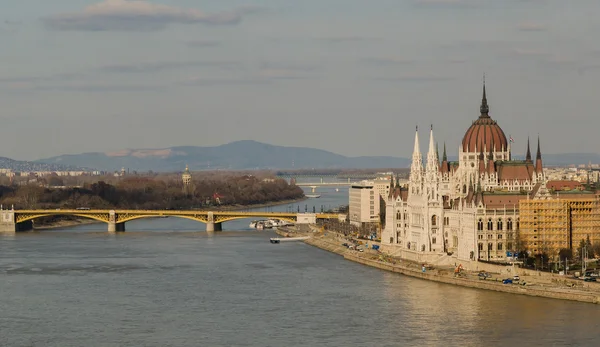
[381,83,550,263]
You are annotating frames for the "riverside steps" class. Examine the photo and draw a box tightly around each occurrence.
[301,230,600,305]
[0,207,345,234]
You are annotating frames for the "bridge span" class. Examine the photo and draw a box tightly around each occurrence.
[0,208,345,234]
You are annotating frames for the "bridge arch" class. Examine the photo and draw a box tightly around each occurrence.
[15,213,110,224]
[117,215,208,224]
[215,215,296,223]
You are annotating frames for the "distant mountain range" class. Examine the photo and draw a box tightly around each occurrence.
[0,157,80,172]
[0,141,595,173]
[36,140,412,172]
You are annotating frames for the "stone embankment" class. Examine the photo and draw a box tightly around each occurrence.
[301,231,600,305]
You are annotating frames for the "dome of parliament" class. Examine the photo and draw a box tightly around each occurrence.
[462,84,508,153]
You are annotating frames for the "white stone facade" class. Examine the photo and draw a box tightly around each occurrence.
[381,86,546,263]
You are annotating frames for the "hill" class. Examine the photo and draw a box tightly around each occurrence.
[36,140,412,172]
[33,141,600,172]
[0,157,81,172]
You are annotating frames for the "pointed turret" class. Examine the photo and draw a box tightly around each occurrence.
[487,140,495,175]
[480,76,489,117]
[525,137,532,163]
[440,142,449,174]
[442,142,447,162]
[535,136,543,174]
[478,147,486,174]
[409,126,424,190]
[426,124,439,175]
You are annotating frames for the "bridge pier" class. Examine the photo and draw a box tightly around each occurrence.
[108,222,126,233]
[206,212,222,233]
[1,209,33,234]
[206,222,222,233]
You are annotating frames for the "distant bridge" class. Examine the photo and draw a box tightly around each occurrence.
[296,181,355,192]
[0,209,345,234]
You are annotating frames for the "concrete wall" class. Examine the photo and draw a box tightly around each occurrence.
[297,213,317,224]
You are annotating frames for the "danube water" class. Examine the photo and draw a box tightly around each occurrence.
[1,184,600,346]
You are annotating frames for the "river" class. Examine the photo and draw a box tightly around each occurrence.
[1,182,599,346]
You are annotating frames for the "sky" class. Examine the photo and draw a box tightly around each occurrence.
[1,0,599,160]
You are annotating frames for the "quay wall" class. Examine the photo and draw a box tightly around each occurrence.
[304,236,600,305]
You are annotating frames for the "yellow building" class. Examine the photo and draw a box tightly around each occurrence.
[519,196,600,257]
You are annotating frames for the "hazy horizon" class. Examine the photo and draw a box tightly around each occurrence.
[1,0,599,161]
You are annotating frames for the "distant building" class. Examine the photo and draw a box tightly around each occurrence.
[349,181,380,227]
[182,165,192,194]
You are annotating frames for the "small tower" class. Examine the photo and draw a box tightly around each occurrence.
[182,165,192,193]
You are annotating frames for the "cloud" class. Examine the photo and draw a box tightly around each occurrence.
[42,0,261,31]
[413,0,479,8]
[373,76,455,83]
[97,61,240,73]
[360,57,415,66]
[517,22,546,32]
[257,62,319,80]
[0,72,84,84]
[315,36,378,44]
[0,19,22,33]
[176,77,270,87]
[186,39,221,48]
[511,48,549,57]
[577,65,600,76]
[33,84,166,92]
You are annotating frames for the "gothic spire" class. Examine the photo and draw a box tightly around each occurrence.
[442,142,447,162]
[535,135,543,174]
[526,137,532,162]
[426,125,439,174]
[480,75,489,116]
[413,125,421,155]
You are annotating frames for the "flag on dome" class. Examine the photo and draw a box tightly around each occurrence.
[509,136,514,143]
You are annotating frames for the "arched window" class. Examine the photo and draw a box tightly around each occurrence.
[497,218,503,231]
[477,219,484,231]
[463,185,467,194]
[507,218,513,231]
[516,218,520,230]
[488,243,493,251]
[432,237,437,244]
[431,215,437,226]
[487,218,493,231]
[478,243,483,251]
[421,244,426,252]
[497,243,503,251]
[390,237,393,244]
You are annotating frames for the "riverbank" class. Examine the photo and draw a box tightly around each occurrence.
[300,230,600,305]
[33,197,309,230]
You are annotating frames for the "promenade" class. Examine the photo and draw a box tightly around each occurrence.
[281,227,600,305]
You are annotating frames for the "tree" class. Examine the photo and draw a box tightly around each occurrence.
[558,248,573,262]
[586,235,594,258]
[592,243,600,259]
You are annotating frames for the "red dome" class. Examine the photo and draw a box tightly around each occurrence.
[461,84,508,153]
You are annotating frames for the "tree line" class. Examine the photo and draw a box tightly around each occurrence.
[0,174,304,210]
